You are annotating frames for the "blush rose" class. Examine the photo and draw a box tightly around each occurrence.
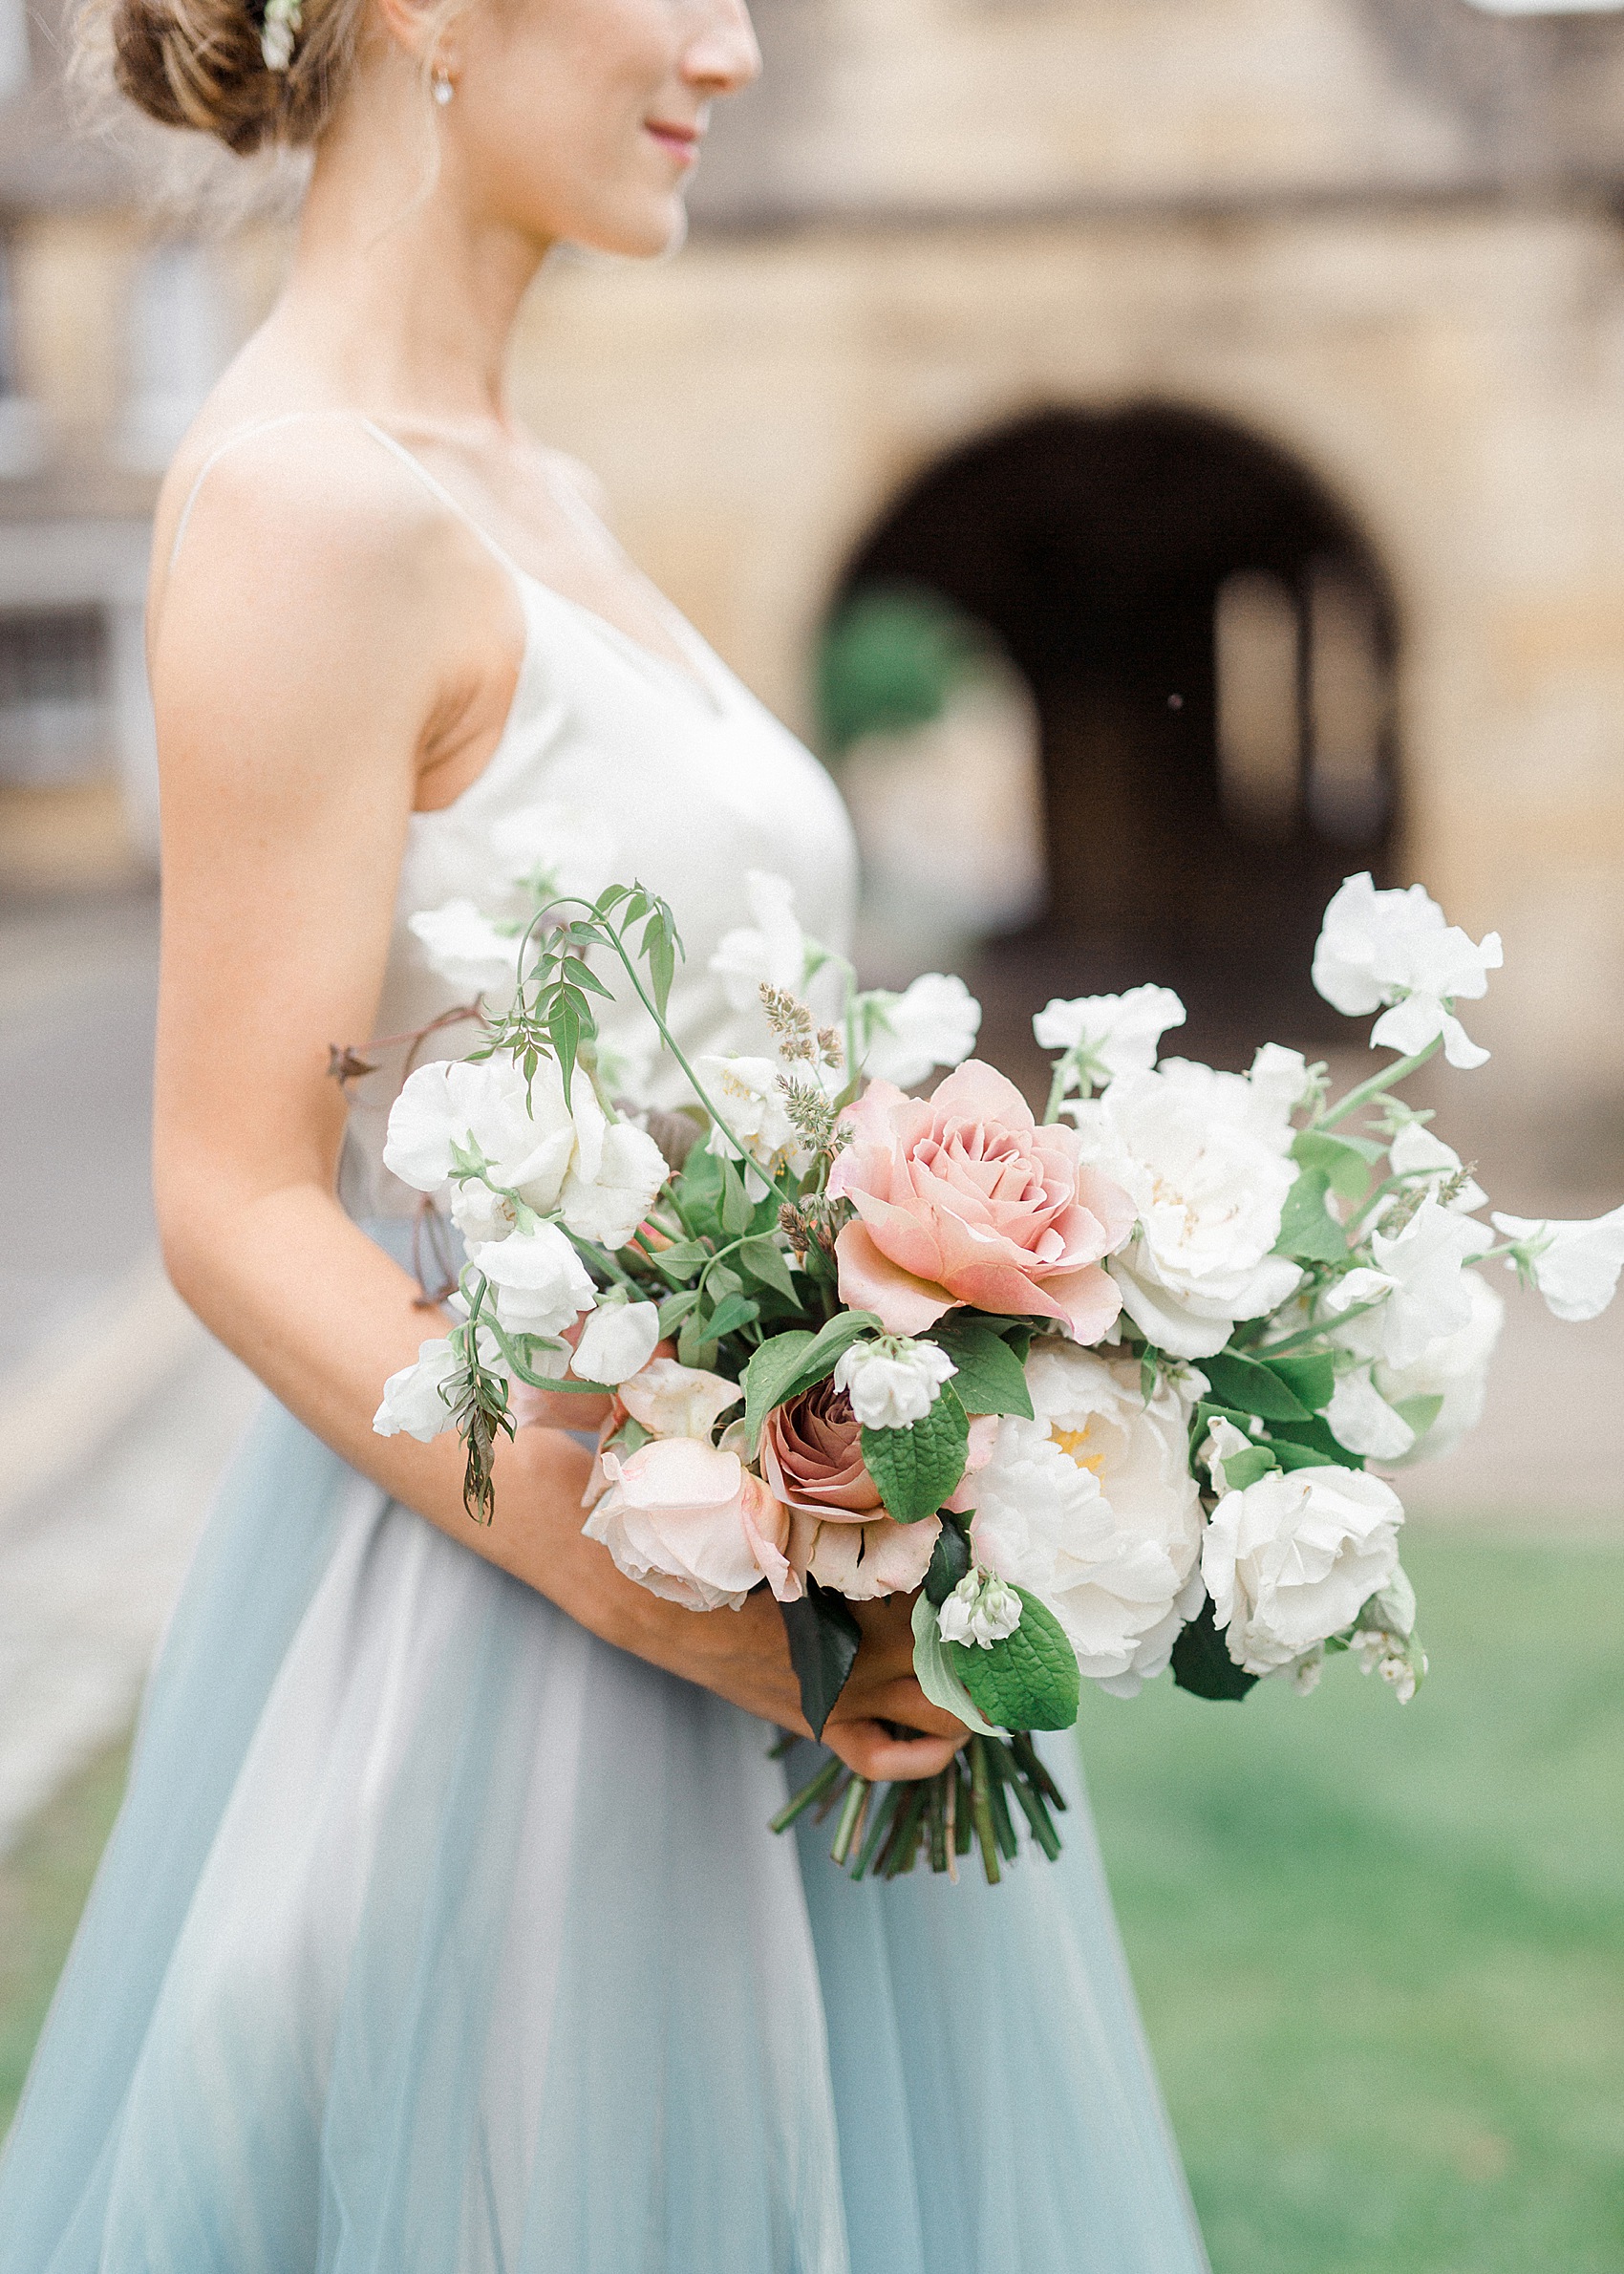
[827,1061,1136,1338]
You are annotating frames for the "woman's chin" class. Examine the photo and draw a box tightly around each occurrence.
[566,193,690,264]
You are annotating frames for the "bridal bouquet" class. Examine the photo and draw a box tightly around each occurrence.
[368,864,1624,1885]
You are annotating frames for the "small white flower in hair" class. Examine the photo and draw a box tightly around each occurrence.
[261,0,302,72]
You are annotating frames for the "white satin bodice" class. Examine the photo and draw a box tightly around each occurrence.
[334,423,859,1217]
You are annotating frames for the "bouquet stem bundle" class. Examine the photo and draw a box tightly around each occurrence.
[769,1731,1067,1884]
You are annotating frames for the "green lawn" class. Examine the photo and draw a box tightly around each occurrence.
[3,1532,1621,2272]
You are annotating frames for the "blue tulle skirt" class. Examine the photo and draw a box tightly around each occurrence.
[0,1387,1208,2272]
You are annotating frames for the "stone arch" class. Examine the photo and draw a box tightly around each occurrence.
[828,400,1402,1066]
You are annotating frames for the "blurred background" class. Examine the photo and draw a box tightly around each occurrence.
[0,1,1620,2265]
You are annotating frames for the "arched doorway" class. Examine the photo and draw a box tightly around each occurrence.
[827,403,1400,1077]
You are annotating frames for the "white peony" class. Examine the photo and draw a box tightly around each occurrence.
[1322,1195,1491,1371]
[571,1298,661,1386]
[1202,1464,1404,1676]
[467,1223,596,1340]
[1067,1052,1306,1360]
[373,1337,465,1443]
[408,900,525,997]
[1386,1121,1487,1215]
[1034,984,1186,1090]
[1375,1269,1504,1463]
[833,1335,957,1428]
[858,973,982,1088]
[709,870,810,1014]
[972,1344,1205,1697]
[1490,1201,1624,1323]
[1312,872,1502,1070]
[937,1568,1022,1649]
[383,1054,667,1252]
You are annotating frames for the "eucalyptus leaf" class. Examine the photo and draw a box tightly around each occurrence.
[947,1588,1080,1732]
[861,1384,971,1523]
[910,1593,995,1738]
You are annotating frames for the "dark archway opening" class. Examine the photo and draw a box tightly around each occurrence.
[833,403,1400,1078]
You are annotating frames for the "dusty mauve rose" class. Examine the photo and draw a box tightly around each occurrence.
[827,1062,1136,1338]
[761,1379,884,1515]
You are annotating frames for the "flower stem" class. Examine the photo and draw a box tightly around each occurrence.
[768,1751,844,1834]
[969,1736,1001,1885]
[829,1773,870,1866]
[1315,1039,1441,1131]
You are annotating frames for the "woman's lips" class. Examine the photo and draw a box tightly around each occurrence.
[646,121,701,165]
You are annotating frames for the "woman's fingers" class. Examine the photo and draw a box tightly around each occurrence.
[825,1719,962,1783]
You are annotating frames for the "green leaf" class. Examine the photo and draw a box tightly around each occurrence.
[655,1287,700,1337]
[705,1292,760,1342]
[1265,1350,1336,1414]
[718,1157,754,1236]
[861,1384,971,1523]
[1272,1414,1365,1470]
[1274,1168,1350,1263]
[1270,1438,1354,1472]
[928,1320,1033,1419]
[736,1234,799,1301]
[924,1511,972,1605]
[1391,1391,1444,1439]
[1201,1351,1314,1424]
[780,1581,862,1739]
[1170,1598,1257,1702]
[706,1264,743,1301]
[673,1144,725,1236]
[548,989,586,1107]
[947,1588,1081,1731]
[1293,1127,1384,1198]
[643,909,678,1018]
[742,1330,817,1455]
[648,1239,708,1284]
[909,1591,995,1736]
[778,1310,885,1404]
[1217,1446,1280,1491]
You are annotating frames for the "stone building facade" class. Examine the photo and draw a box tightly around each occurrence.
[3,0,1624,1158]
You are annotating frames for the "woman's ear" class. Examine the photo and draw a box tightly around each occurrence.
[370,0,458,72]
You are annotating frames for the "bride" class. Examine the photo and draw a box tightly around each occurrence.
[0,0,1210,2265]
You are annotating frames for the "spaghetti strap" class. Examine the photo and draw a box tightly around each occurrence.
[353,418,529,586]
[167,411,332,572]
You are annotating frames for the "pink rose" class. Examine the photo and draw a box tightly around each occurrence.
[788,1509,940,1601]
[827,1061,1136,1338]
[584,1437,794,1609]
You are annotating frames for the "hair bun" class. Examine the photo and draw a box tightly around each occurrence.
[99,0,353,153]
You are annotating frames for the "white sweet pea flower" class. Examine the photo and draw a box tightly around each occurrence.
[1324,1196,1491,1371]
[1374,1270,1503,1464]
[489,799,616,905]
[373,1337,465,1443]
[407,900,524,997]
[972,1345,1205,1697]
[383,1054,666,1252]
[1035,984,1186,1093]
[937,1568,1022,1650]
[832,1335,957,1429]
[571,1298,661,1386]
[1387,1121,1487,1215]
[1312,872,1502,1070]
[468,1223,596,1340]
[709,870,810,1013]
[696,1052,822,1192]
[1489,1201,1624,1323]
[618,1356,743,1442]
[858,973,982,1088]
[1068,1052,1304,1360]
[1202,1465,1404,1677]
[1326,1367,1417,1462]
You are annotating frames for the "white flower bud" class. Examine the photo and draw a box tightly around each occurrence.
[833,1335,956,1429]
[937,1568,1022,1650]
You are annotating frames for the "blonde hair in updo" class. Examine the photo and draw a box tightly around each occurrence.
[75,0,461,161]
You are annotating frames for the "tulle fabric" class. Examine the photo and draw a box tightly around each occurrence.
[0,1400,1208,2274]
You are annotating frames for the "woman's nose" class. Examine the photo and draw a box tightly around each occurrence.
[683,0,762,96]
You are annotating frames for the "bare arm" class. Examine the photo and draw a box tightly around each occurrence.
[149,430,960,1781]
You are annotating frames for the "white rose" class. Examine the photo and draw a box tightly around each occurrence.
[1068,1054,1304,1360]
[407,900,524,997]
[373,1337,465,1443]
[858,973,982,1088]
[618,1356,743,1441]
[972,1345,1205,1697]
[1312,872,1502,1070]
[1372,1269,1504,1461]
[708,869,809,1014]
[468,1223,596,1340]
[833,1335,957,1428]
[571,1298,661,1386]
[1202,1465,1404,1676]
[1387,1121,1487,1214]
[1490,1201,1624,1323]
[1323,1196,1491,1371]
[1033,983,1186,1088]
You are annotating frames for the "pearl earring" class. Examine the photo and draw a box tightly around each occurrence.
[432,65,454,104]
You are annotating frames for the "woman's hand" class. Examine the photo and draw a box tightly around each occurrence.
[823,1596,966,1781]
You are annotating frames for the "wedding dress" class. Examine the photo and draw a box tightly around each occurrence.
[0,418,1209,2274]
